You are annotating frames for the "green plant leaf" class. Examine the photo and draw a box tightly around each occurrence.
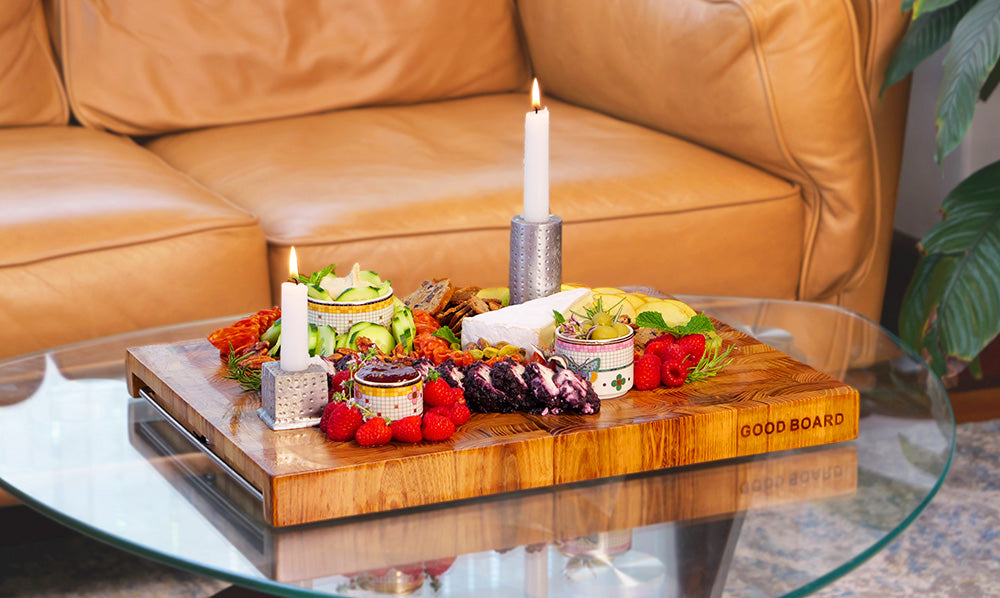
[903,0,917,11]
[884,0,979,94]
[900,159,1000,376]
[980,60,1000,99]
[935,0,1000,162]
[914,0,967,18]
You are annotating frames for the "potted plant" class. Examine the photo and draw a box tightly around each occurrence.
[885,0,1000,383]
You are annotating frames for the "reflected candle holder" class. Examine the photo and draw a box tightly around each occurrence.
[509,214,562,305]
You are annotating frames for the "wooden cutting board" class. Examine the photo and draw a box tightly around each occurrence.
[125,320,858,527]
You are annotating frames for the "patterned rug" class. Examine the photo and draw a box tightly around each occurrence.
[2,420,997,598]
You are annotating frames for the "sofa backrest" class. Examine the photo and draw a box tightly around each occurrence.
[0,0,67,126]
[47,0,530,136]
[517,0,904,306]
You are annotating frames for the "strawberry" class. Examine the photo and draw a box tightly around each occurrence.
[391,415,423,443]
[676,334,707,363]
[645,335,675,359]
[661,359,688,387]
[355,417,392,447]
[421,411,456,441]
[448,402,471,426]
[329,370,353,396]
[423,371,456,408]
[633,353,662,390]
[323,402,364,442]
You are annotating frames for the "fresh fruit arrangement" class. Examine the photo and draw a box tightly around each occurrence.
[318,360,471,447]
[632,312,734,390]
[297,262,392,303]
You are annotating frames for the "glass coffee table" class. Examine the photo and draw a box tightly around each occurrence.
[0,296,953,597]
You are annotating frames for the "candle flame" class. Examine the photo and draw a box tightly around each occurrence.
[531,78,541,111]
[288,246,299,280]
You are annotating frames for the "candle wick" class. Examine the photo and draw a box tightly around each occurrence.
[534,106,539,114]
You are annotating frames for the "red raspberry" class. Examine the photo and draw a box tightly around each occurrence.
[662,342,688,365]
[660,359,688,387]
[421,411,456,441]
[676,334,707,363]
[329,370,352,397]
[322,402,364,441]
[451,387,466,405]
[448,402,471,426]
[633,353,662,390]
[355,418,392,447]
[423,372,456,408]
[390,415,423,443]
[645,335,675,359]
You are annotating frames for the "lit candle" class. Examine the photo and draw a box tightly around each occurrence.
[523,78,550,223]
[280,247,309,372]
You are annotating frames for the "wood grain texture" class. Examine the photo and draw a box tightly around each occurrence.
[125,320,858,526]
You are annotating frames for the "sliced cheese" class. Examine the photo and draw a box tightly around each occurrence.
[461,288,593,352]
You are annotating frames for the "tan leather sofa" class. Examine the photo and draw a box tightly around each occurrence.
[2,0,910,364]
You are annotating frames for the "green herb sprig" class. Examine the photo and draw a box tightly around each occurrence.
[223,349,264,392]
[686,343,734,383]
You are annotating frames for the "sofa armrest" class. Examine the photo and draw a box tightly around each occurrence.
[517,0,909,306]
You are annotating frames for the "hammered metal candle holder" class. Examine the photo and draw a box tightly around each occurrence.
[509,214,562,305]
[258,361,328,430]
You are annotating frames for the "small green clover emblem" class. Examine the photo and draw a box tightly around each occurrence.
[611,374,627,391]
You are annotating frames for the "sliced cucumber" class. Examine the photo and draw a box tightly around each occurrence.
[260,319,281,345]
[308,323,318,356]
[306,283,332,301]
[336,285,382,302]
[316,325,336,357]
[391,306,416,352]
[358,270,383,285]
[347,322,395,354]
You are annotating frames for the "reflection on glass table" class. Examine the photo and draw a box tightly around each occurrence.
[0,296,954,597]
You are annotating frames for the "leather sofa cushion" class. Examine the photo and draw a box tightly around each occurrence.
[146,94,804,302]
[518,0,880,304]
[0,126,272,359]
[0,0,67,126]
[49,0,529,136]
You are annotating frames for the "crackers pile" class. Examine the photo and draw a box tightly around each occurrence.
[403,279,503,333]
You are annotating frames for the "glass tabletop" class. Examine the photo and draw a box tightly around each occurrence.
[0,296,954,597]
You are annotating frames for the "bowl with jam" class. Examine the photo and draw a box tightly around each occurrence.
[353,360,423,420]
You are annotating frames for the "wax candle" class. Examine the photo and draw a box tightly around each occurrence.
[280,247,310,372]
[523,78,550,223]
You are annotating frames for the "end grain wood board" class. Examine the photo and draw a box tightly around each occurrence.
[125,321,858,527]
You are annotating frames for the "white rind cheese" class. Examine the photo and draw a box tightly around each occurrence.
[461,288,594,352]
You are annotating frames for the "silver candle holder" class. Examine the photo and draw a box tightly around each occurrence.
[509,214,562,305]
[258,361,328,430]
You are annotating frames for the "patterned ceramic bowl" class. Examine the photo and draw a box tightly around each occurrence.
[307,289,394,334]
[353,361,423,421]
[554,328,635,399]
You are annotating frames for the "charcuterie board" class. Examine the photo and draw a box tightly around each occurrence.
[125,319,858,527]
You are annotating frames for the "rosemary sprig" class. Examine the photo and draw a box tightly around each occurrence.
[686,342,735,383]
[223,349,263,392]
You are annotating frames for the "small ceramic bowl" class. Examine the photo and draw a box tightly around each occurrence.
[554,328,635,399]
[307,289,394,334]
[353,361,423,421]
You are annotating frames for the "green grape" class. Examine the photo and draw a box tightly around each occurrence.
[613,322,632,338]
[592,312,614,327]
[590,325,620,340]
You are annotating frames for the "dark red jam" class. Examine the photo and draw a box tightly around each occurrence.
[354,361,419,384]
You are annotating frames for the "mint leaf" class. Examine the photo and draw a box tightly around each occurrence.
[635,312,716,337]
[433,326,461,347]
